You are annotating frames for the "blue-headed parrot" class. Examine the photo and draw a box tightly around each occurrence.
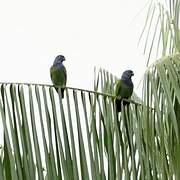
[115,70,134,112]
[50,55,67,98]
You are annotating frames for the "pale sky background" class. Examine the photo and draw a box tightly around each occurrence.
[0,0,148,95]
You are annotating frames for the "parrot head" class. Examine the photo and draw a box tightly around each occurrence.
[53,55,66,65]
[121,70,134,81]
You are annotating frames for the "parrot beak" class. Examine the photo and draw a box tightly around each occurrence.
[131,72,134,76]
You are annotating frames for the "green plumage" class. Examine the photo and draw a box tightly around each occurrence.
[50,65,67,87]
[115,80,133,99]
[50,65,67,98]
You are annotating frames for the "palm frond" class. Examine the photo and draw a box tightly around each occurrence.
[0,54,179,179]
[139,0,180,66]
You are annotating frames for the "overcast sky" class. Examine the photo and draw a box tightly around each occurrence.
[0,0,148,94]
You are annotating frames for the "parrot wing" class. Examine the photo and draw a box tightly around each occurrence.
[114,80,122,98]
[50,65,67,87]
[50,65,67,98]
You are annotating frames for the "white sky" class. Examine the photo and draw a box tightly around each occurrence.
[0,0,148,94]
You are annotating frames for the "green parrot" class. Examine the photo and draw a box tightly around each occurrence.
[50,55,67,98]
[115,70,134,112]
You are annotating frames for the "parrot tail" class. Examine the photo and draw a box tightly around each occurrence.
[55,87,65,98]
[115,99,122,112]
[115,98,130,112]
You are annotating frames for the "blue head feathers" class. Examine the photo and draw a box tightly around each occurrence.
[121,70,134,81]
[53,55,66,65]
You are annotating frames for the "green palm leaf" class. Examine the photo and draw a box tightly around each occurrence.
[0,54,179,179]
[139,0,180,66]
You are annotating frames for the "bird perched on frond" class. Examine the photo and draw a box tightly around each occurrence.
[50,55,67,98]
[115,70,134,112]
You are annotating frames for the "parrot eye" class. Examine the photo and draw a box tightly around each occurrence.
[128,70,134,76]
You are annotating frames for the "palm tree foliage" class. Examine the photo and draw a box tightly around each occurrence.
[139,0,179,66]
[0,54,179,180]
[0,0,179,179]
